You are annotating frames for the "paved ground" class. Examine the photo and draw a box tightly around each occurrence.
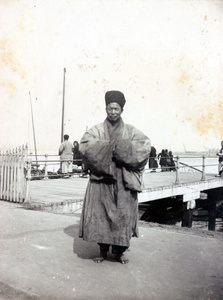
[0,201,223,300]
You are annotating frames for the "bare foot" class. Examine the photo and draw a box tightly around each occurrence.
[93,256,106,263]
[116,254,129,264]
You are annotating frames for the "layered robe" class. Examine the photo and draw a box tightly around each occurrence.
[79,118,151,247]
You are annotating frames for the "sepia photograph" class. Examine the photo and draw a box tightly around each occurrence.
[0,1,223,299]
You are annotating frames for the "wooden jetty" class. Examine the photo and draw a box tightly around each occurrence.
[27,171,223,231]
[139,171,223,204]
[139,171,223,230]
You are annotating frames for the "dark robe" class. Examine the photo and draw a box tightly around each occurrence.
[73,145,82,166]
[79,118,151,247]
[149,146,158,169]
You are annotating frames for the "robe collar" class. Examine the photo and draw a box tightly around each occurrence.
[104,117,124,142]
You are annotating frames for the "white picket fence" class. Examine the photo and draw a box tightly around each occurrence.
[0,145,31,203]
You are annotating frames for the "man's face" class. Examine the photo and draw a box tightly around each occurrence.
[106,102,123,123]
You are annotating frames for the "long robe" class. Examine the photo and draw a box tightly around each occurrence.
[79,118,151,247]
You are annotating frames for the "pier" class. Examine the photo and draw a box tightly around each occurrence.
[1,148,223,231]
[139,171,223,230]
[26,170,223,231]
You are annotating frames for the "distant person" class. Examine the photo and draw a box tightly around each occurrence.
[158,149,168,172]
[58,134,73,176]
[158,149,164,170]
[168,151,176,171]
[73,141,82,167]
[79,90,151,264]
[216,141,223,176]
[164,149,170,171]
[149,146,158,172]
[157,150,163,160]
[73,140,88,177]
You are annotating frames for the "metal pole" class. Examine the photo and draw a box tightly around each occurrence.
[29,92,38,171]
[61,68,66,143]
[201,156,206,181]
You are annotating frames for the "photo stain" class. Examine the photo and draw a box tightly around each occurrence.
[0,38,26,94]
[1,80,17,95]
[178,70,190,84]
[187,100,223,139]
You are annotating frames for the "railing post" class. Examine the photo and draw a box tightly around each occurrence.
[201,155,206,181]
[17,146,23,203]
[6,150,10,201]
[9,149,13,201]
[44,154,48,180]
[0,151,2,200]
[175,156,180,184]
[24,158,32,204]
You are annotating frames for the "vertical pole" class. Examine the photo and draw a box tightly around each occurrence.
[182,208,193,227]
[0,151,3,200]
[9,150,13,201]
[182,202,193,228]
[29,92,38,172]
[60,68,66,172]
[3,151,8,200]
[207,189,218,231]
[12,149,16,202]
[6,151,10,201]
[24,159,32,204]
[44,154,48,180]
[175,156,180,184]
[15,148,19,202]
[61,68,66,143]
[17,146,22,203]
[201,155,206,181]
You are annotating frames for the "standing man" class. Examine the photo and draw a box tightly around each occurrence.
[59,134,73,176]
[216,141,223,176]
[79,90,151,264]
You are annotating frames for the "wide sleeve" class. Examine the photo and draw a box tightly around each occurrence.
[79,127,116,178]
[113,127,151,171]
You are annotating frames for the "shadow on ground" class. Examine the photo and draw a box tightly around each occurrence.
[64,223,99,260]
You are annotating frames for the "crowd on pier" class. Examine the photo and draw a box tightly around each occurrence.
[148,146,176,172]
[58,135,176,176]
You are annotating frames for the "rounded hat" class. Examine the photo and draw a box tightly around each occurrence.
[105,90,126,108]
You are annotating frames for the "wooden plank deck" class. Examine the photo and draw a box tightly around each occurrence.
[29,176,88,205]
[139,171,223,203]
[28,171,223,207]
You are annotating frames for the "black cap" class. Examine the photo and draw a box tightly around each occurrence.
[105,90,126,108]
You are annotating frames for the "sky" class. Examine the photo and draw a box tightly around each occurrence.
[0,0,223,154]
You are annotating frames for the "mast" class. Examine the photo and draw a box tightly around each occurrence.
[61,68,66,143]
[29,91,38,170]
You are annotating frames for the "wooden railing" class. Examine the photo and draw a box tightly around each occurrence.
[29,155,83,179]
[148,155,219,181]
[0,147,219,205]
[0,145,31,203]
